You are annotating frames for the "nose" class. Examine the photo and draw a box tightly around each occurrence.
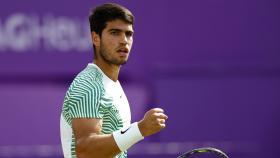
[120,33,128,45]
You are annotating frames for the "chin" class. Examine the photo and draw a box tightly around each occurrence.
[116,58,129,65]
[110,59,128,66]
[119,60,128,65]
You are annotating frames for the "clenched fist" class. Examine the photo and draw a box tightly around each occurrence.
[138,108,168,137]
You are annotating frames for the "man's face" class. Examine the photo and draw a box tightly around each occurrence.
[97,19,134,65]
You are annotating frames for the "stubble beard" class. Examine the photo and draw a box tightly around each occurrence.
[99,42,128,66]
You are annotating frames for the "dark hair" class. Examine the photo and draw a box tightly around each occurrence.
[89,3,134,36]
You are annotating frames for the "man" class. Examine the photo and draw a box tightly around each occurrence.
[60,3,168,158]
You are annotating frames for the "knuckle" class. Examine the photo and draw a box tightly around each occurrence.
[151,113,157,118]
[151,108,157,112]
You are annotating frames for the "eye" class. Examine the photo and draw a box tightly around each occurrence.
[126,32,133,38]
[110,31,119,35]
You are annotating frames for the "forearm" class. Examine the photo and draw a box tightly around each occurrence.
[76,133,120,158]
[76,122,144,158]
[72,108,168,158]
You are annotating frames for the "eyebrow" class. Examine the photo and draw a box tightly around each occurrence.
[108,28,134,34]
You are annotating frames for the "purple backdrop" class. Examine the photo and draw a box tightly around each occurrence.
[0,0,279,158]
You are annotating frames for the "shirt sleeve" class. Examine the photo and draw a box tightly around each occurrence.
[68,79,105,119]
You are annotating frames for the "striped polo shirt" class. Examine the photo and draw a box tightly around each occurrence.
[60,63,131,158]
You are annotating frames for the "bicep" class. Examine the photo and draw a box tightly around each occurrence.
[72,118,103,141]
[72,118,121,158]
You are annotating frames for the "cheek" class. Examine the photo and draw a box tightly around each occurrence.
[106,37,118,46]
[129,38,133,46]
[101,37,114,48]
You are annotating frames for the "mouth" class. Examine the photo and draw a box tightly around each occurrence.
[117,47,129,54]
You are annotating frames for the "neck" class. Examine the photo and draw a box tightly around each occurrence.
[93,59,120,82]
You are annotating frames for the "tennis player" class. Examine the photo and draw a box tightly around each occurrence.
[60,3,168,158]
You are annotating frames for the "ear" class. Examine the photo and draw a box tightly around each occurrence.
[91,32,100,47]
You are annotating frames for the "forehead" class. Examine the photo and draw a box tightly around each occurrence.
[104,19,133,32]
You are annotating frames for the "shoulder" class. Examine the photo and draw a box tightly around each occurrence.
[69,66,104,94]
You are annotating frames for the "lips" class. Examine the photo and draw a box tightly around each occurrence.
[117,47,129,54]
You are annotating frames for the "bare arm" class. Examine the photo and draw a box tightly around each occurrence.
[72,118,120,158]
[72,108,168,158]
